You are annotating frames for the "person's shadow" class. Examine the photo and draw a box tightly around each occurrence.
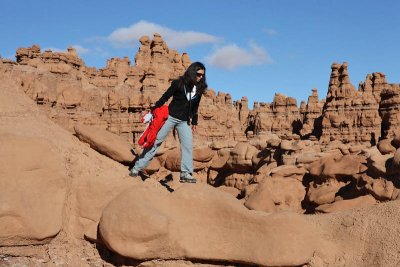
[159,174,174,192]
[129,164,175,192]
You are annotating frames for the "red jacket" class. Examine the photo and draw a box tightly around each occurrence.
[138,105,169,148]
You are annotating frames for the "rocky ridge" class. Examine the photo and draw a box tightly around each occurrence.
[2,33,400,266]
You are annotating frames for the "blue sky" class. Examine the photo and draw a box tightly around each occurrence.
[2,0,400,107]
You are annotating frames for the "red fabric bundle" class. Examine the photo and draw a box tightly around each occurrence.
[138,105,169,148]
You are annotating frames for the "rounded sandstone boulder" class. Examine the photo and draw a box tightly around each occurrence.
[99,184,320,266]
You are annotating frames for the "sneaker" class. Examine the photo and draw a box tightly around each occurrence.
[129,168,139,177]
[180,172,197,183]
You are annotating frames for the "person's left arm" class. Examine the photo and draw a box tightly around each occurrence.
[190,95,202,131]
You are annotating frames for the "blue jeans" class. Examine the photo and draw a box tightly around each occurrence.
[133,115,193,174]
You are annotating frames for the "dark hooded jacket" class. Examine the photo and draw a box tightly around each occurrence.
[153,80,202,125]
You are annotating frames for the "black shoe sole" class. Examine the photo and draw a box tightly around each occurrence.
[180,178,197,183]
[129,170,149,179]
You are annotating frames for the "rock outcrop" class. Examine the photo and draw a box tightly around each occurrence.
[99,184,319,267]
[379,83,400,139]
[249,93,302,137]
[0,135,66,246]
[299,88,324,138]
[3,34,251,149]
[3,33,400,267]
[320,62,381,145]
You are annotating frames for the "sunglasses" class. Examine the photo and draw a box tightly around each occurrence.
[196,72,204,77]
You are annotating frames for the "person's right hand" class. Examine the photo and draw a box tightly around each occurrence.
[142,112,153,123]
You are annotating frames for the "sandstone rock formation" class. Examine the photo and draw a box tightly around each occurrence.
[3,34,400,266]
[3,34,250,150]
[309,200,400,266]
[299,88,324,138]
[74,124,135,164]
[249,93,302,137]
[99,184,319,267]
[320,62,381,145]
[379,83,400,139]
[0,135,66,246]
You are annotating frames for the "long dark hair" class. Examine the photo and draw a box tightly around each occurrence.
[178,62,208,96]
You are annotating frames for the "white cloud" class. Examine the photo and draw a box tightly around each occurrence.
[108,20,221,49]
[42,45,90,55]
[72,45,90,54]
[263,28,278,36]
[43,47,65,53]
[205,42,273,70]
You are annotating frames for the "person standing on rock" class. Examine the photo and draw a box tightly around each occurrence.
[130,62,207,183]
